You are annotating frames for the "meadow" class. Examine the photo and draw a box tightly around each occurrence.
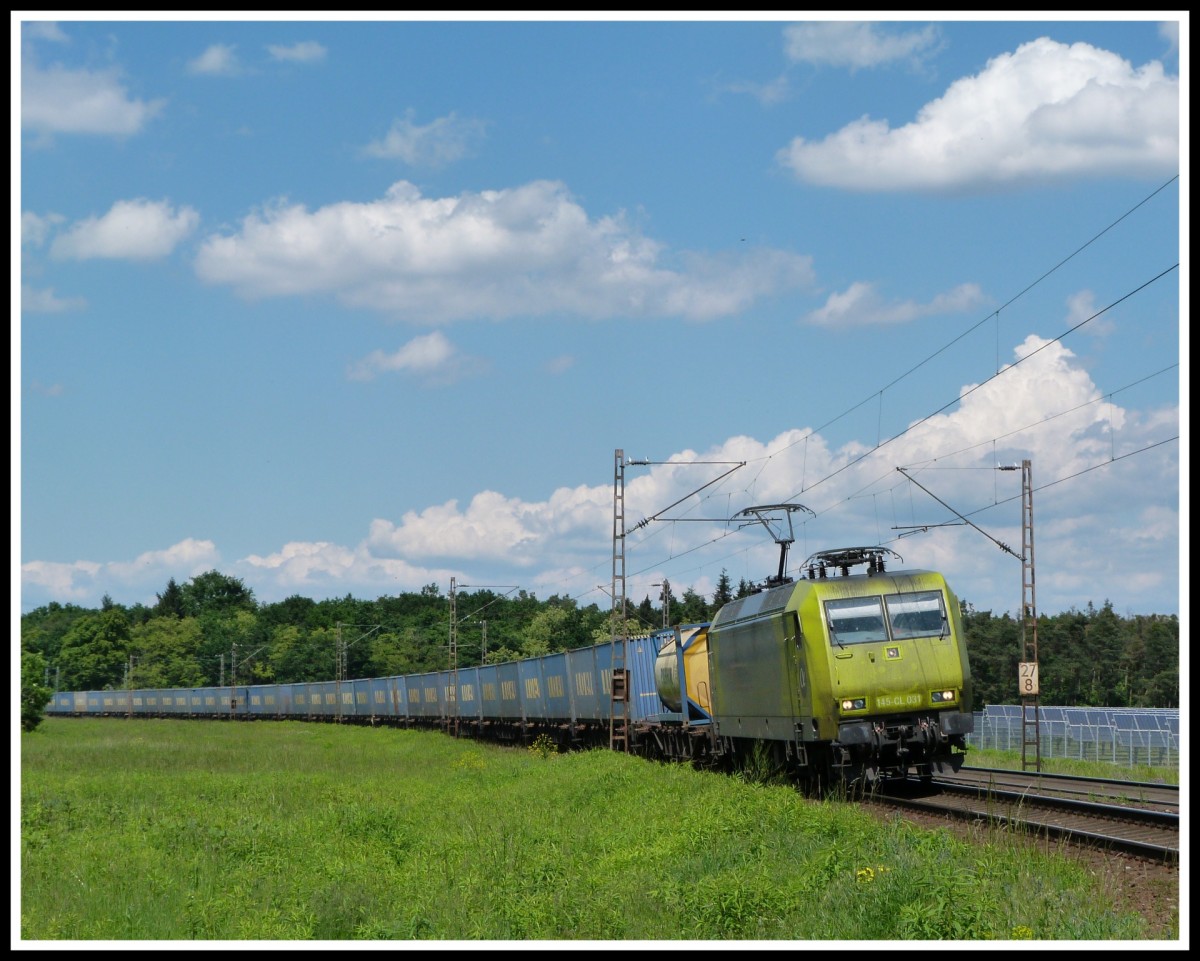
[962,746,1180,785]
[20,718,1174,942]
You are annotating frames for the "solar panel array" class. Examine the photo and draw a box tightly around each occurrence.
[969,704,1180,765]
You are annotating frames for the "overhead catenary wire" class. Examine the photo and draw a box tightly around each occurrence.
[653,209,1175,584]
[772,174,1180,459]
[546,177,1180,604]
[617,275,1179,587]
[831,359,1180,515]
[780,262,1179,504]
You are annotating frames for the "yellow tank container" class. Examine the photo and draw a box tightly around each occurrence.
[653,625,713,717]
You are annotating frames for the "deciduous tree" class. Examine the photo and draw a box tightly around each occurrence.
[56,609,131,690]
[21,651,54,732]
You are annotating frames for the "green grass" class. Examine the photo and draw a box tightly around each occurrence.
[21,718,1174,941]
[964,747,1180,785]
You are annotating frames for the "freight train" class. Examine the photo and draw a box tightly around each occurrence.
[45,546,973,787]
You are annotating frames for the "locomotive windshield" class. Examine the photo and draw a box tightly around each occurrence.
[884,591,947,639]
[825,590,948,645]
[824,597,888,645]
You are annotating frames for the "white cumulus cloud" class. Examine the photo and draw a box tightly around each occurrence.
[243,541,357,580]
[21,539,220,607]
[22,285,86,313]
[1159,21,1179,57]
[784,22,941,70]
[778,37,1179,192]
[188,44,240,75]
[1064,289,1115,338]
[367,483,611,569]
[348,331,483,384]
[194,180,815,322]
[23,21,69,43]
[21,559,103,601]
[106,539,221,581]
[363,109,486,166]
[804,281,985,327]
[21,61,165,136]
[21,211,65,247]
[267,41,327,63]
[51,198,199,261]
[242,541,457,595]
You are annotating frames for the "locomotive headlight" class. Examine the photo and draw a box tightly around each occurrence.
[841,698,867,712]
[931,690,957,703]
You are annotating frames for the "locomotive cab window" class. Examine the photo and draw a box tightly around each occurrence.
[885,591,947,639]
[824,597,888,645]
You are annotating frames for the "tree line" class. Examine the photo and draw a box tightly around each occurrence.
[957,600,1178,708]
[20,570,1178,712]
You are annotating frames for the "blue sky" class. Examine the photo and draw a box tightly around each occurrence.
[16,14,1185,623]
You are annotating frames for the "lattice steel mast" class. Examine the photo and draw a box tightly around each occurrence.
[449,576,459,737]
[610,449,629,751]
[1019,459,1041,773]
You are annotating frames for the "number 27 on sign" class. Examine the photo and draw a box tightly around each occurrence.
[1019,661,1039,696]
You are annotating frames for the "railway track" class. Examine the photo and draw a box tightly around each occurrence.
[945,765,1179,812]
[871,766,1179,863]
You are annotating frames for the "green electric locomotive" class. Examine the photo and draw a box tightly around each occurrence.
[654,547,974,785]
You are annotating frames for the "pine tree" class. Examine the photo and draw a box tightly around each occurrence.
[154,577,186,619]
[713,569,734,608]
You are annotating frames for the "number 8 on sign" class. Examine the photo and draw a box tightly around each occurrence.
[1019,661,1039,696]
